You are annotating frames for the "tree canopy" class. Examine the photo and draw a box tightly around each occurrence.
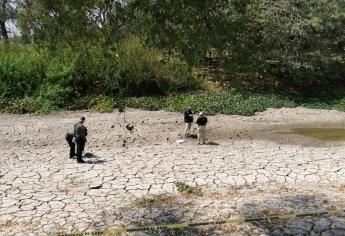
[0,0,344,99]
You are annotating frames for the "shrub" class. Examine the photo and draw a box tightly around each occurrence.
[126,96,167,111]
[0,97,9,111]
[36,84,73,108]
[334,98,345,112]
[4,97,38,114]
[33,97,56,115]
[175,181,203,196]
[115,36,204,96]
[90,96,115,113]
[3,97,56,115]
[67,96,94,110]
[127,92,296,116]
[0,48,46,99]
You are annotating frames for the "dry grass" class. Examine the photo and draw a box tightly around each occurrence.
[193,224,240,236]
[206,192,225,200]
[225,183,259,197]
[273,186,297,194]
[336,185,345,193]
[58,186,70,194]
[0,220,18,229]
[205,184,263,200]
[255,208,289,218]
[133,195,177,209]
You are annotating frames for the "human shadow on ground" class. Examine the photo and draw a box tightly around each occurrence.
[188,134,198,139]
[206,141,220,146]
[83,153,107,164]
[238,193,345,236]
[84,152,96,158]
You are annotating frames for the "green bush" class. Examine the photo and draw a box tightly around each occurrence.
[115,36,204,96]
[0,97,9,111]
[66,96,94,110]
[0,48,46,99]
[175,181,203,196]
[3,97,55,115]
[90,96,115,113]
[127,92,296,116]
[4,97,38,114]
[126,96,167,111]
[36,84,73,108]
[126,91,345,116]
[34,97,56,115]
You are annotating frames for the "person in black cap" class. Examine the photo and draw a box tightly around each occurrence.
[65,117,88,163]
[184,106,194,138]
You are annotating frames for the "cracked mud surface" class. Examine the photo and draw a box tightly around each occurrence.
[1,107,345,235]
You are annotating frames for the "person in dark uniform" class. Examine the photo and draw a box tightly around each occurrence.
[66,117,88,163]
[184,107,194,138]
[196,112,208,144]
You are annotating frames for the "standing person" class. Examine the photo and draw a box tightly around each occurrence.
[74,117,88,163]
[65,117,87,163]
[196,112,208,145]
[184,107,194,138]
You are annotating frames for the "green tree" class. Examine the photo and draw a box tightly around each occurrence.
[254,0,345,92]
[0,0,17,45]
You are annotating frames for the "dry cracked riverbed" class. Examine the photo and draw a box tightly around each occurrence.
[1,107,345,236]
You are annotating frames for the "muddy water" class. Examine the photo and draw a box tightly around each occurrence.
[292,128,345,141]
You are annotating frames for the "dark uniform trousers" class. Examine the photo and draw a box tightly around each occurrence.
[65,133,75,158]
[76,135,85,162]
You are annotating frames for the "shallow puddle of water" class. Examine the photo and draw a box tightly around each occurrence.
[292,128,345,141]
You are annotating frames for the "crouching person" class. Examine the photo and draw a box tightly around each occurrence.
[196,112,207,145]
[65,132,76,158]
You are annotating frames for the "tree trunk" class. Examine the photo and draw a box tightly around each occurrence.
[0,0,9,45]
[0,20,8,39]
[24,0,34,44]
[0,20,9,45]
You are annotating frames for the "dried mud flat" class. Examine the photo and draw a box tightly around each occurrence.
[1,107,345,236]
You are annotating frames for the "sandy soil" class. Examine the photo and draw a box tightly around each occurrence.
[1,107,345,235]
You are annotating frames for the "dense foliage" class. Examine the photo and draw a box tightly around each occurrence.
[126,92,345,116]
[0,0,345,114]
[0,38,204,114]
[136,0,345,92]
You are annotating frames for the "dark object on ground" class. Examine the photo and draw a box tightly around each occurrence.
[207,142,220,146]
[89,184,103,190]
[126,123,135,133]
[84,152,94,158]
